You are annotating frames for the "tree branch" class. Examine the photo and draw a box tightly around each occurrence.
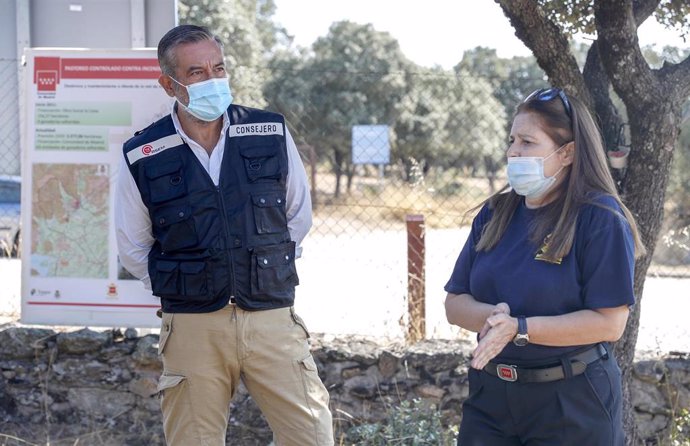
[593,0,659,110]
[583,43,623,151]
[632,0,661,25]
[659,54,690,98]
[494,0,590,106]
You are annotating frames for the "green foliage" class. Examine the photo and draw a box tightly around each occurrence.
[392,67,454,179]
[344,399,456,446]
[536,0,689,40]
[264,21,413,195]
[178,0,281,106]
[456,47,545,128]
[670,408,690,446]
[537,0,595,37]
[654,0,690,41]
[445,72,507,175]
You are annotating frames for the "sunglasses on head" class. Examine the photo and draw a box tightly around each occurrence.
[524,87,572,118]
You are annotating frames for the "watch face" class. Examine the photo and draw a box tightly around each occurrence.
[513,335,529,346]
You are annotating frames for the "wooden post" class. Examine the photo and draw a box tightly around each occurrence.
[307,144,317,210]
[406,214,425,343]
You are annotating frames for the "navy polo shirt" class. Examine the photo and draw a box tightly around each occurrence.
[445,195,636,363]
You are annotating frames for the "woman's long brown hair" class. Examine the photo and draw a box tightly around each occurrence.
[474,92,646,261]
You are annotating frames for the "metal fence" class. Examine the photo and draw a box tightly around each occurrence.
[1,60,688,330]
[261,68,690,277]
[0,58,21,257]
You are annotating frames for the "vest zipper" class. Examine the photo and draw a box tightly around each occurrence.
[217,185,237,300]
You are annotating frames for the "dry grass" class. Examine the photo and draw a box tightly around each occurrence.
[311,169,492,231]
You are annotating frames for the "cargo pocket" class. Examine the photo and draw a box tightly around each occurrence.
[290,307,311,339]
[239,142,282,183]
[251,242,299,294]
[151,205,198,251]
[296,354,329,408]
[157,373,186,397]
[158,312,174,355]
[152,260,179,297]
[145,159,186,204]
[252,192,288,234]
[179,261,211,299]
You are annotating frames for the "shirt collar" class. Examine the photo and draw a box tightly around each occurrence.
[170,101,230,144]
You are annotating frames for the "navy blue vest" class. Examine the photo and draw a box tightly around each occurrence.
[123,105,297,313]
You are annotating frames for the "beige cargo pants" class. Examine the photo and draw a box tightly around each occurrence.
[157,305,334,446]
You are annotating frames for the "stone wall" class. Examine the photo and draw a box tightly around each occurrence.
[0,326,687,445]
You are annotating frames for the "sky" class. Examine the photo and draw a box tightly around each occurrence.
[272,0,689,69]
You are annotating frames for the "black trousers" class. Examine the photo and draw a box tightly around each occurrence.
[457,349,624,446]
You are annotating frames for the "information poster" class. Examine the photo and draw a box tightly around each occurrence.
[21,49,173,327]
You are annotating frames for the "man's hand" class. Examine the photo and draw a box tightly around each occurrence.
[470,312,518,370]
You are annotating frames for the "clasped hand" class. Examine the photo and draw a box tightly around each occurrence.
[470,303,517,370]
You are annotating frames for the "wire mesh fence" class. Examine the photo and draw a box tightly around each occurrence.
[0,58,21,258]
[263,68,690,280]
[0,60,688,329]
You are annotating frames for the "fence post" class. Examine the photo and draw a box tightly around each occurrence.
[306,144,317,210]
[406,214,425,343]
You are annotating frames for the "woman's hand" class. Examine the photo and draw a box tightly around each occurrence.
[478,302,510,340]
[470,312,518,370]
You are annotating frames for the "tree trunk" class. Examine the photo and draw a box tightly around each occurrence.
[346,162,355,195]
[333,146,343,198]
[614,101,680,445]
[592,0,689,441]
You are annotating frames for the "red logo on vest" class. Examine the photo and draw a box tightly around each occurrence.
[142,144,153,155]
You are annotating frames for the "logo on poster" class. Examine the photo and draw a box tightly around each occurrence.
[34,57,61,97]
[142,144,153,155]
[37,71,58,92]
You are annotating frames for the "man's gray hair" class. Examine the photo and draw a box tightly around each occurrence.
[157,25,223,76]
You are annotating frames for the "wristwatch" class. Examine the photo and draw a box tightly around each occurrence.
[513,316,529,346]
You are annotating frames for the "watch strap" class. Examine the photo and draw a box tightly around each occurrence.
[517,316,527,336]
[513,316,529,346]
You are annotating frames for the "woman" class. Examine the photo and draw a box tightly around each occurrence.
[444,87,645,446]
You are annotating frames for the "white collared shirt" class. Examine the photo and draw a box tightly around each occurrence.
[115,104,313,289]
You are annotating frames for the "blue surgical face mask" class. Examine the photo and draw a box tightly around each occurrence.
[507,144,566,199]
[171,76,232,122]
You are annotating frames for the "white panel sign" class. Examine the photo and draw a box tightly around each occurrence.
[352,125,390,165]
[21,49,173,327]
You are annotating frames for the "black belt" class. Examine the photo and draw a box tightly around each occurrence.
[155,297,236,319]
[483,344,607,383]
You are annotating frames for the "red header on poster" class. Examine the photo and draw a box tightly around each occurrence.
[34,57,161,90]
[61,58,161,79]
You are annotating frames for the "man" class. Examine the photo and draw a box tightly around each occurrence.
[115,24,333,446]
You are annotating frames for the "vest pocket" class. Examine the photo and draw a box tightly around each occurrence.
[145,159,186,203]
[252,193,288,234]
[153,260,179,296]
[152,259,212,300]
[179,262,209,296]
[152,205,198,251]
[239,142,282,183]
[251,241,299,294]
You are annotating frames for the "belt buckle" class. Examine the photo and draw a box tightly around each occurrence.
[496,364,518,382]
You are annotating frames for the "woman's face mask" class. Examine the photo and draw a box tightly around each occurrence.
[506,144,567,199]
[171,76,233,122]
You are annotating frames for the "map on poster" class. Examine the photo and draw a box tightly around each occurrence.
[31,163,109,278]
[21,49,172,327]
